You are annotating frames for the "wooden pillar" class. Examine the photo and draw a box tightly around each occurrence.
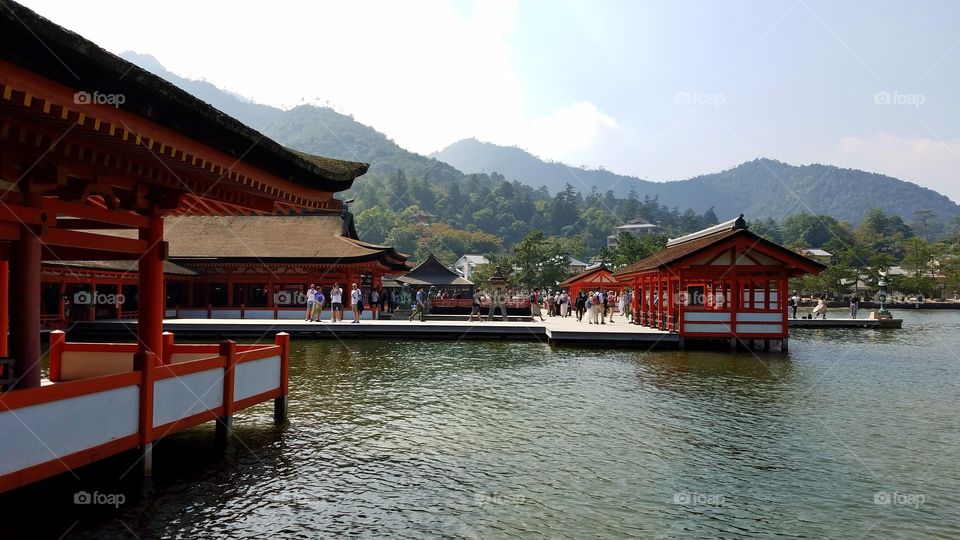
[186,281,195,307]
[161,331,174,365]
[275,332,290,423]
[216,340,237,444]
[88,282,97,321]
[0,260,7,357]
[138,216,164,357]
[115,281,123,319]
[10,226,41,388]
[58,281,66,323]
[133,351,157,476]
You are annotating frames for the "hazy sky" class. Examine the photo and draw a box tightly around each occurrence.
[17,0,960,201]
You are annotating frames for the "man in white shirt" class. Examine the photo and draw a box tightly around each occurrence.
[350,283,362,323]
[330,283,343,322]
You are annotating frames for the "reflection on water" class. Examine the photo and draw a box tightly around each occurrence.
[4,311,960,538]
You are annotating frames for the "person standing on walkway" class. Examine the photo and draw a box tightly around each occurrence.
[330,283,343,322]
[597,289,607,324]
[350,283,362,323]
[790,291,800,319]
[468,289,484,322]
[559,290,570,318]
[615,291,627,323]
[409,287,427,322]
[488,287,508,321]
[370,288,380,320]
[305,284,316,321]
[312,287,324,322]
[849,293,860,319]
[530,288,545,322]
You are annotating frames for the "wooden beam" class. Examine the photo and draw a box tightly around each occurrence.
[40,197,149,228]
[42,228,147,253]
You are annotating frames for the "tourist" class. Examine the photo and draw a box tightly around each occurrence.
[409,287,427,322]
[530,288,545,322]
[575,291,586,321]
[812,295,828,319]
[850,292,860,319]
[389,289,397,312]
[616,291,627,323]
[370,288,380,320]
[544,291,554,318]
[312,287,324,322]
[586,290,596,324]
[305,284,315,321]
[488,287,508,321]
[350,283,362,323]
[330,283,343,322]
[791,291,801,319]
[559,290,570,318]
[597,289,606,324]
[468,289,484,322]
[788,292,797,318]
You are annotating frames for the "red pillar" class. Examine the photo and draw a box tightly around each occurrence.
[0,260,7,356]
[138,216,164,356]
[10,227,41,388]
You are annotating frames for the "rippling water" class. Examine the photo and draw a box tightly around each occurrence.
[7,311,960,538]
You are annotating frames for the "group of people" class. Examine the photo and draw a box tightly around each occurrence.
[788,291,862,320]
[463,287,633,324]
[304,283,393,323]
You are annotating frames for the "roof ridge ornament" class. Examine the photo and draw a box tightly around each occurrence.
[666,214,747,247]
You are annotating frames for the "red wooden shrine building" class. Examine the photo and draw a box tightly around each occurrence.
[614,215,825,349]
[38,211,409,325]
[0,1,372,492]
[557,264,624,298]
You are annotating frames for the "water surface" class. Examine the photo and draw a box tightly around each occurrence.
[7,311,960,538]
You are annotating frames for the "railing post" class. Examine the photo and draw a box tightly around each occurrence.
[274,332,290,423]
[216,340,237,444]
[207,304,212,319]
[161,331,174,365]
[133,351,157,476]
[48,330,65,382]
[240,303,245,319]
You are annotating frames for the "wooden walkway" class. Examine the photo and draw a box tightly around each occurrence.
[788,318,903,329]
[70,317,681,347]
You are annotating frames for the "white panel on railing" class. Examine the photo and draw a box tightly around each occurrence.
[683,312,731,322]
[153,369,224,428]
[683,323,732,334]
[61,352,134,381]
[735,324,783,334]
[234,356,281,402]
[736,312,784,322]
[211,309,242,318]
[169,352,220,364]
[0,386,139,476]
[178,309,209,318]
[165,310,177,318]
[243,310,275,320]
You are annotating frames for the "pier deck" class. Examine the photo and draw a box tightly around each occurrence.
[70,317,681,347]
[788,318,903,329]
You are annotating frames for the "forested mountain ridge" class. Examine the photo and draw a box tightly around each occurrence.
[433,139,960,227]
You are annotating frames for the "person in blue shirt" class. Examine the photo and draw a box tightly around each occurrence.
[409,287,427,322]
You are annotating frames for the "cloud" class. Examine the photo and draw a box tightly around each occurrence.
[503,101,620,163]
[834,133,960,203]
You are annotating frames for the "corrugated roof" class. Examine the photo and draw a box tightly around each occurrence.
[398,254,473,286]
[558,264,614,287]
[44,260,197,275]
[0,1,368,192]
[160,215,407,265]
[614,228,826,277]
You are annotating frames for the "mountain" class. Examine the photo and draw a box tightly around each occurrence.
[120,52,462,185]
[433,138,960,225]
[123,52,960,228]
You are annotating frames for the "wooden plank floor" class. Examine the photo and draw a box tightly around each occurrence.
[70,316,680,347]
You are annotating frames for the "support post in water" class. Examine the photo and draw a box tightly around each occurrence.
[275,332,291,423]
[216,340,237,444]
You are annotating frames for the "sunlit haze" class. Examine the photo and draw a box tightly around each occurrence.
[16,0,960,201]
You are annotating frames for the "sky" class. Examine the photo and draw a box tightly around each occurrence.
[15,0,960,202]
